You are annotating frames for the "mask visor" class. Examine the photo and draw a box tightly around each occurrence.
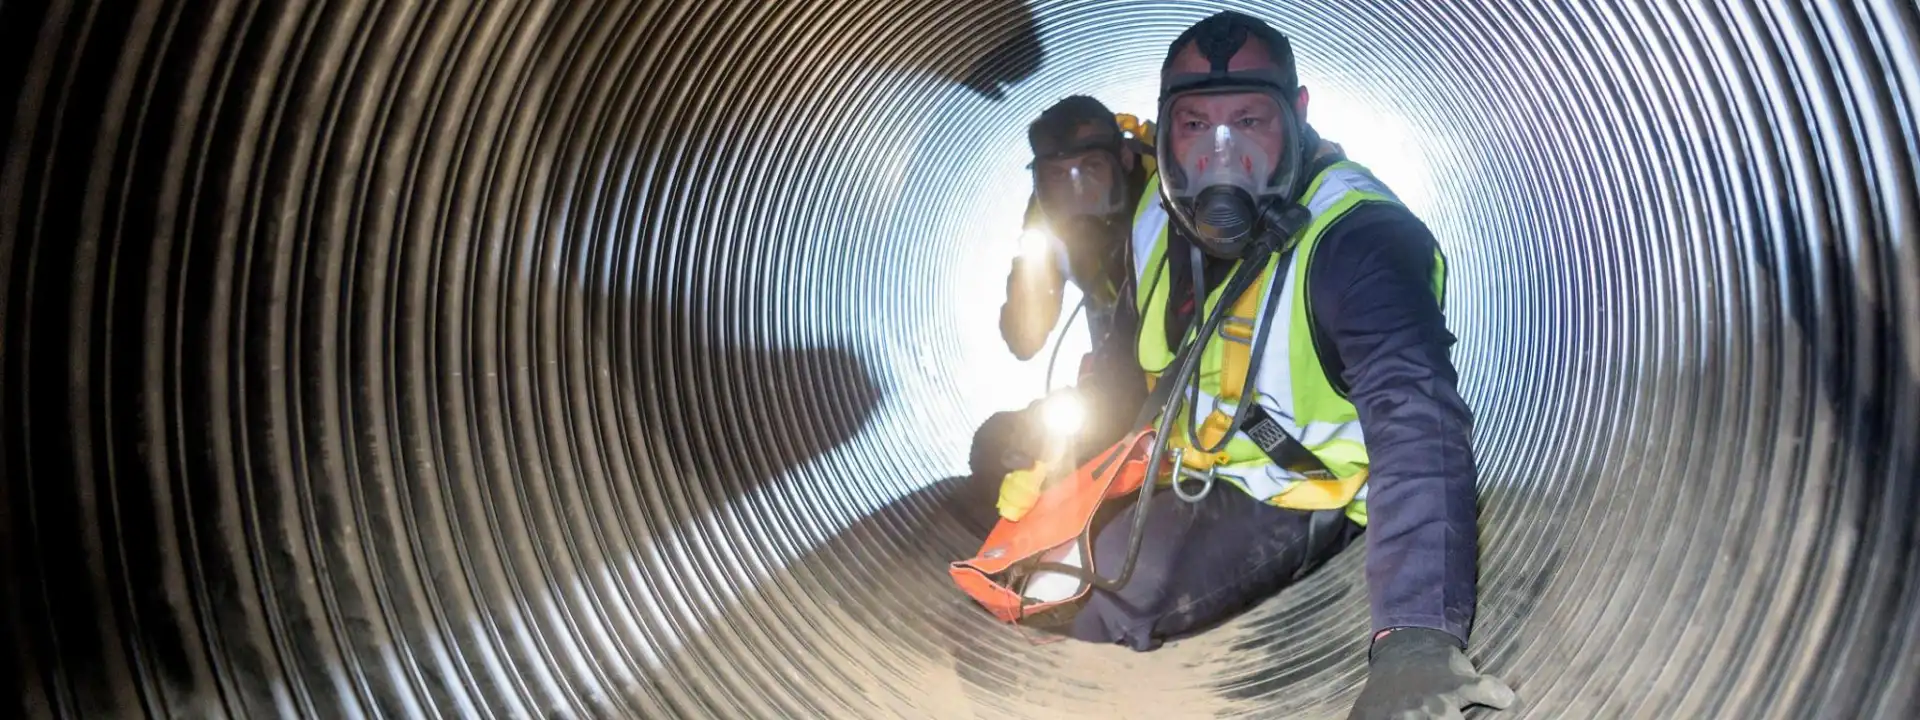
[1033,150,1124,222]
[1167,123,1279,201]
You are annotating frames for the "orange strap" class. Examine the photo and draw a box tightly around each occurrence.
[949,431,1157,624]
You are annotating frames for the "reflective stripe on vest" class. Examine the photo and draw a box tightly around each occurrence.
[1131,160,1446,526]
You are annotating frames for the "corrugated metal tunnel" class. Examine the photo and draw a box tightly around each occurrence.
[2,0,1916,717]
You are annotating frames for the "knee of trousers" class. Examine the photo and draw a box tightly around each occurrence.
[1065,531,1184,650]
[1068,591,1167,652]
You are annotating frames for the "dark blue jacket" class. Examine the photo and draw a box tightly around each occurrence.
[1309,202,1480,646]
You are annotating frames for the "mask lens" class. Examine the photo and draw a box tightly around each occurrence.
[1170,123,1277,200]
[1035,151,1121,220]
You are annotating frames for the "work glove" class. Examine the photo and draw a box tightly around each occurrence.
[996,462,1051,522]
[1348,628,1515,720]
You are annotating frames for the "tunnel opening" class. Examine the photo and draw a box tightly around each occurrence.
[2,0,1916,718]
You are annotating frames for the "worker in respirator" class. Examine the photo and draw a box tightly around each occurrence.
[968,95,1154,515]
[952,12,1514,720]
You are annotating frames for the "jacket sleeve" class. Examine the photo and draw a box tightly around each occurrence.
[1000,193,1065,359]
[1306,204,1480,646]
[1000,256,1065,360]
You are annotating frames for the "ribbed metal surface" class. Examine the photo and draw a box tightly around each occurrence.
[2,0,1915,717]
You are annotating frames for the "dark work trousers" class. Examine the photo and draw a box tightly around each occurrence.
[1068,485,1363,651]
[954,470,1364,652]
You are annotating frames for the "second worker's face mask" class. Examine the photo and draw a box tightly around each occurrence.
[1157,90,1304,258]
[1033,148,1126,229]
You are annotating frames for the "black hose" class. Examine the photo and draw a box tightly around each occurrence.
[2,1,1915,718]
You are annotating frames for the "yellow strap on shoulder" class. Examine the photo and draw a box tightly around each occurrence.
[1217,276,1264,402]
[1114,113,1158,174]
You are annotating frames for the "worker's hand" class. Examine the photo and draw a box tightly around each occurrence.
[1347,628,1515,720]
[995,462,1051,522]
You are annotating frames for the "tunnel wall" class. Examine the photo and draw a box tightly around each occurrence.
[2,0,1916,718]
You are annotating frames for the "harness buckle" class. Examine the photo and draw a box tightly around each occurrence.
[1173,460,1217,503]
[1218,317,1255,345]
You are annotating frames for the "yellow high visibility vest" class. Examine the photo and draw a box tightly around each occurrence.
[1131,160,1447,526]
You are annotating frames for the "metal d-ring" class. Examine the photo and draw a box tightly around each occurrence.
[1171,450,1216,503]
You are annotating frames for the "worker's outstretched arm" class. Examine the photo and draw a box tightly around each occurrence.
[1307,205,1514,719]
[999,255,1065,360]
[1312,205,1477,642]
[1000,194,1067,359]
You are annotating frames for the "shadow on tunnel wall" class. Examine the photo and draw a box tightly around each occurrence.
[952,0,1044,100]
[0,262,883,719]
[0,0,1046,715]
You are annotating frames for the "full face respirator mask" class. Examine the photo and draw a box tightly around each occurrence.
[1153,14,1312,259]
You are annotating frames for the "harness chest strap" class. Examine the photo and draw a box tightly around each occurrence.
[1137,251,1264,429]
[1162,257,1279,472]
[1169,269,1270,470]
[1156,231,1370,505]
[1170,285,1372,510]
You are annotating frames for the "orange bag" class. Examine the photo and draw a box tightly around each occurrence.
[948,430,1158,625]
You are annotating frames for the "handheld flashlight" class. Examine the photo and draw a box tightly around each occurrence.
[1041,390,1086,439]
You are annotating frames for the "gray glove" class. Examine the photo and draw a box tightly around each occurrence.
[1348,628,1516,720]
